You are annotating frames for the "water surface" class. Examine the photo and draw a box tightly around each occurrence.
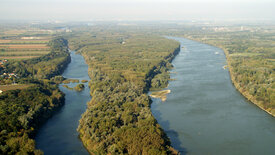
[35,51,90,155]
[151,37,275,155]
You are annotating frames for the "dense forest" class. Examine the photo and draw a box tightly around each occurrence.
[2,22,273,154]
[178,26,275,116]
[67,27,180,154]
[0,37,70,154]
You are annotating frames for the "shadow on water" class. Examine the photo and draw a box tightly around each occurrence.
[151,99,188,155]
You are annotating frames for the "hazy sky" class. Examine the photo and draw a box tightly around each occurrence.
[0,0,274,21]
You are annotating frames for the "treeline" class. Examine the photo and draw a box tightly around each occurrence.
[0,37,70,154]
[0,81,64,154]
[68,28,180,154]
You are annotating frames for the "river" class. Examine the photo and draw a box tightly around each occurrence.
[150,37,275,155]
[35,51,89,155]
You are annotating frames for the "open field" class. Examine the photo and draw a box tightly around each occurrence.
[0,84,33,92]
[0,43,50,59]
[0,28,53,60]
[0,44,49,49]
[0,56,41,59]
[0,39,49,44]
[0,51,49,56]
[0,41,50,59]
[0,39,11,43]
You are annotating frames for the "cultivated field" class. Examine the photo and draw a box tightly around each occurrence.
[0,41,50,59]
[0,28,52,60]
[0,84,33,92]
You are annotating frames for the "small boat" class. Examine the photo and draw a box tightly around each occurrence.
[215,52,219,54]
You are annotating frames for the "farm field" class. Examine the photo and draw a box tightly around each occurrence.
[0,84,33,92]
[0,27,53,60]
[0,41,50,59]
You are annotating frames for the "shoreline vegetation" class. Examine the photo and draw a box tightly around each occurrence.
[182,35,275,117]
[61,79,88,91]
[0,37,71,154]
[1,23,273,155]
[62,78,79,84]
[62,84,73,90]
[68,28,181,154]
[224,48,275,117]
[74,83,85,91]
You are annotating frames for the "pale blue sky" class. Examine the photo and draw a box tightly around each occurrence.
[0,0,274,21]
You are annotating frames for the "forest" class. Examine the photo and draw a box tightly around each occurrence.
[67,26,180,154]
[0,37,70,154]
[1,22,273,155]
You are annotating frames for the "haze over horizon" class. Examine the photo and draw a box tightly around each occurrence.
[0,0,275,22]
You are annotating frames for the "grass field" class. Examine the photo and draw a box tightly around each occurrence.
[0,40,11,43]
[0,28,52,60]
[0,39,49,44]
[0,44,48,48]
[0,56,41,59]
[0,84,33,92]
[0,39,50,59]
[0,43,50,59]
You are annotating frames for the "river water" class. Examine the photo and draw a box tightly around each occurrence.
[151,37,275,155]
[35,51,89,155]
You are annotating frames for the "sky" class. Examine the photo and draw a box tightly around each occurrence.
[0,0,274,21]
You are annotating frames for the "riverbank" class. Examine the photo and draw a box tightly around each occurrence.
[67,32,181,154]
[0,38,71,154]
[223,48,275,117]
[150,37,275,154]
[78,45,180,155]
[35,51,90,155]
[182,36,275,117]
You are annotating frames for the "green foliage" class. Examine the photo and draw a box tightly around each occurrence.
[81,80,88,83]
[74,83,85,91]
[51,75,65,84]
[151,71,170,90]
[62,84,73,90]
[0,82,64,154]
[0,37,70,154]
[69,27,180,154]
[62,78,79,84]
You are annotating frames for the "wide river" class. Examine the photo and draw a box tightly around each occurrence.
[34,39,274,155]
[35,51,89,155]
[151,37,275,155]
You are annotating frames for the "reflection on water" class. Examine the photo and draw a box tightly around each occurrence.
[151,37,275,155]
